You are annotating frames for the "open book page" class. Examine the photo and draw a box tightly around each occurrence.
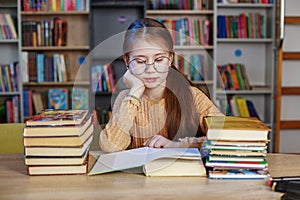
[88,147,201,176]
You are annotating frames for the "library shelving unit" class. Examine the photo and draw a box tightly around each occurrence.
[20,0,90,118]
[0,0,23,123]
[88,0,146,125]
[214,0,276,151]
[146,0,215,98]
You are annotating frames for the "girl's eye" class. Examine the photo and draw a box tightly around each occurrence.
[155,57,164,62]
[135,59,146,64]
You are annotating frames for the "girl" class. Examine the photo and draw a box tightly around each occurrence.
[99,18,223,152]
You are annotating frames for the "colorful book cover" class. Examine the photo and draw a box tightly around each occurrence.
[208,169,268,179]
[71,88,89,110]
[48,88,68,109]
[25,109,89,126]
[236,97,250,117]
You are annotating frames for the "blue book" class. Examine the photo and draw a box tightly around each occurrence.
[246,100,260,120]
[48,88,68,109]
[217,15,226,38]
[23,90,30,117]
[1,65,9,91]
[36,54,45,83]
[71,88,89,109]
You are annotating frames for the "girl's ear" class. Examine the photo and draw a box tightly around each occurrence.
[169,52,174,63]
[123,54,129,65]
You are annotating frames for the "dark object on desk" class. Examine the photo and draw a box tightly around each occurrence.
[269,176,300,186]
[281,192,300,200]
[272,180,300,194]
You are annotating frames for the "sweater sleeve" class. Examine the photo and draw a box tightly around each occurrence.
[99,90,140,152]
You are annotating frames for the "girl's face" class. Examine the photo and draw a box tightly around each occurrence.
[125,39,173,89]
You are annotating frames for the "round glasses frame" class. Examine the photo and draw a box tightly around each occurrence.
[127,56,171,75]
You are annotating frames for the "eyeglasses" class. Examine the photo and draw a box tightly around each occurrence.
[127,56,171,75]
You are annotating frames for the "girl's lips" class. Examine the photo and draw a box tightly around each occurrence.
[144,77,158,82]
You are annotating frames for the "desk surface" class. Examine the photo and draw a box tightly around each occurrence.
[0,153,299,200]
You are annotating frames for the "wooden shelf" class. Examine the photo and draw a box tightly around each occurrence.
[22,46,90,51]
[174,45,214,50]
[23,81,90,87]
[21,11,89,15]
[216,89,272,95]
[217,3,273,8]
[0,39,19,43]
[147,10,213,15]
[217,38,273,43]
[0,92,21,96]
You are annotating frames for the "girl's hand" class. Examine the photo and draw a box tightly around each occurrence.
[143,135,180,148]
[123,70,145,98]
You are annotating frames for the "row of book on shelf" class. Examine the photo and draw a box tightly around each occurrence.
[0,96,20,123]
[158,17,211,46]
[22,17,67,47]
[23,109,93,175]
[217,0,273,3]
[217,63,251,91]
[148,0,210,10]
[0,62,19,92]
[21,0,89,12]
[216,96,260,119]
[175,53,208,81]
[217,13,266,39]
[20,51,67,83]
[91,64,116,93]
[203,116,270,179]
[23,88,89,117]
[0,13,18,40]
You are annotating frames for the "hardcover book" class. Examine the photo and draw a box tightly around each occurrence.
[23,114,92,137]
[208,169,269,179]
[23,123,93,147]
[24,135,93,157]
[25,146,90,166]
[25,109,89,126]
[27,162,88,176]
[205,158,268,169]
[204,116,270,141]
[88,147,206,177]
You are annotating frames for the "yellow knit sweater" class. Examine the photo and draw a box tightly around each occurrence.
[99,86,224,152]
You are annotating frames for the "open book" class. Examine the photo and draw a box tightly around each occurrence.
[88,147,206,177]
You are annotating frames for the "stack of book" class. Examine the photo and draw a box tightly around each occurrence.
[23,109,93,175]
[203,116,270,179]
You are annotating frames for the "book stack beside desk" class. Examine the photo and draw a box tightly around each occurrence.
[204,116,271,179]
[23,110,93,175]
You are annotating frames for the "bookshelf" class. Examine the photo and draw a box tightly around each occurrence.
[146,0,215,98]
[88,0,146,125]
[20,0,90,118]
[0,0,23,123]
[214,0,276,151]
